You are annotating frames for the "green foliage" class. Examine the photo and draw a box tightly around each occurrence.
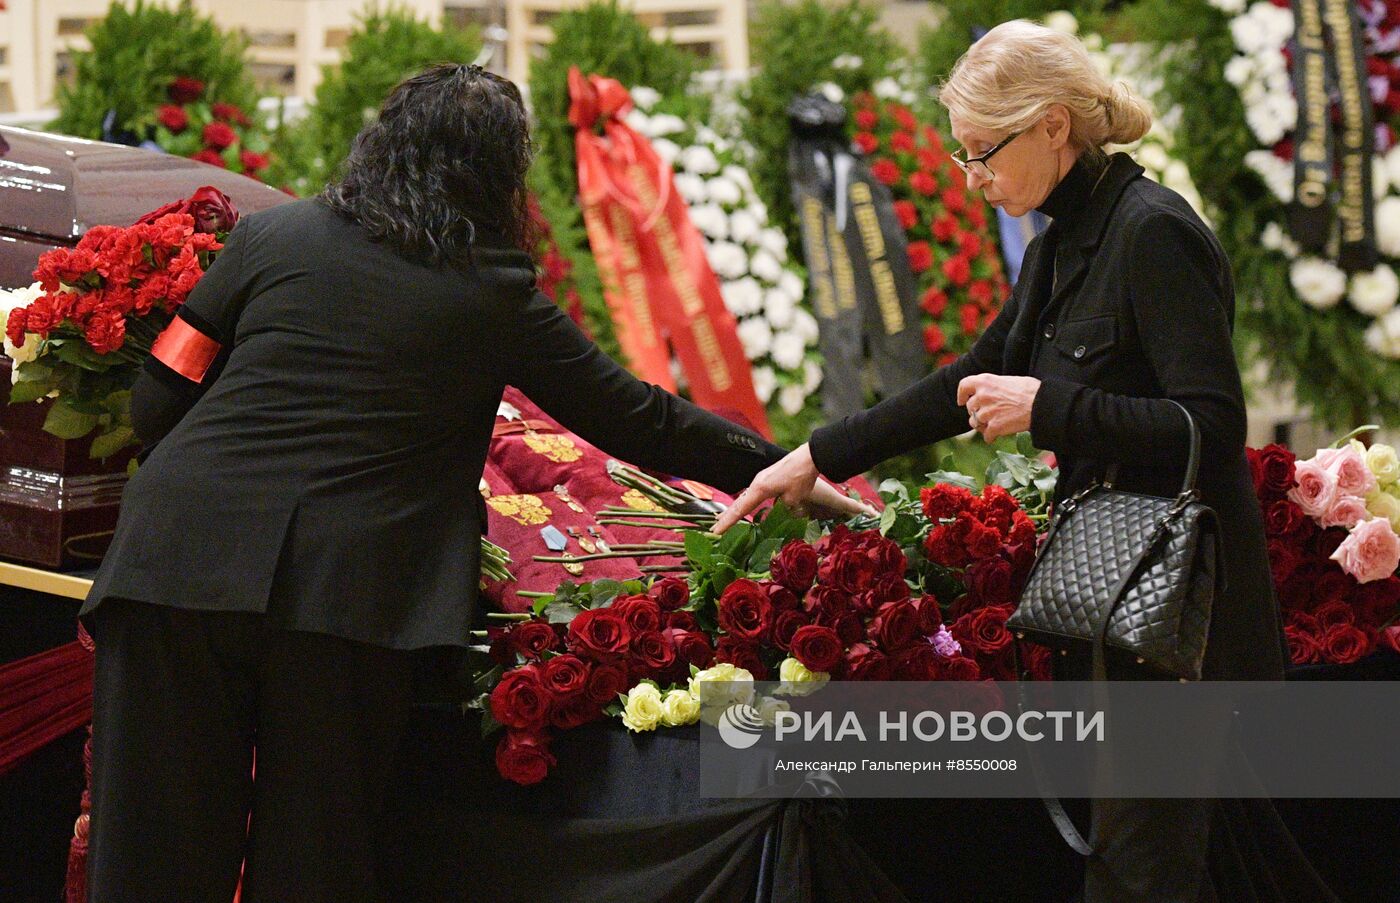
[51,1,258,140]
[1128,0,1400,428]
[683,501,812,609]
[741,0,900,252]
[528,1,700,205]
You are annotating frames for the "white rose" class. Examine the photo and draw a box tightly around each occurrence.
[706,241,749,280]
[621,683,664,732]
[750,249,784,283]
[705,176,742,207]
[1366,489,1400,533]
[1044,11,1078,34]
[1348,264,1400,317]
[816,82,845,104]
[779,383,807,416]
[689,662,755,707]
[763,288,796,329]
[1364,443,1400,486]
[1224,55,1254,87]
[680,145,720,175]
[770,330,806,370]
[1290,257,1348,309]
[1385,145,1400,192]
[629,86,661,111]
[720,276,764,316]
[831,53,863,71]
[729,209,762,246]
[758,228,788,259]
[1376,196,1400,257]
[673,172,708,206]
[647,113,686,137]
[873,77,902,100]
[793,308,821,343]
[751,365,777,403]
[652,138,681,165]
[690,203,729,241]
[660,689,701,727]
[737,317,773,359]
[803,359,824,393]
[778,657,831,695]
[756,695,792,726]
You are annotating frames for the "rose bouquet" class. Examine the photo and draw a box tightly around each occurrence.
[1248,433,1400,666]
[146,76,272,180]
[2,188,238,454]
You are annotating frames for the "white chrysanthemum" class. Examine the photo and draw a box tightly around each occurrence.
[778,383,807,416]
[737,316,773,359]
[690,203,729,241]
[720,276,764,317]
[1376,196,1400,257]
[1363,307,1400,358]
[873,77,902,100]
[680,145,720,175]
[758,228,788,259]
[652,138,681,165]
[816,82,845,104]
[803,359,823,393]
[705,176,742,207]
[1290,257,1348,309]
[750,249,785,284]
[763,288,796,329]
[793,308,820,343]
[1260,221,1300,257]
[729,209,762,246]
[1044,11,1078,34]
[721,165,753,192]
[629,86,661,111]
[674,172,708,206]
[695,126,720,145]
[778,270,804,300]
[707,241,749,280]
[1349,264,1400,318]
[647,113,686,137]
[770,330,806,370]
[624,109,652,134]
[751,365,777,402]
[1245,150,1294,202]
[1224,55,1254,87]
[831,54,863,70]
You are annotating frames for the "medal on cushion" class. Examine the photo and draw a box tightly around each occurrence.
[553,484,588,514]
[540,525,568,552]
[587,526,612,553]
[567,526,598,554]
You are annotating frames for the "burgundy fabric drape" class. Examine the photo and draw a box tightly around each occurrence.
[0,640,93,775]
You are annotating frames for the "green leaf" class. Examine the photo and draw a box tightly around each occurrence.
[531,597,551,617]
[684,529,716,568]
[716,522,753,563]
[89,426,135,459]
[879,504,899,536]
[42,402,100,440]
[749,537,784,573]
[8,380,53,405]
[877,478,911,505]
[925,469,979,491]
[710,562,739,596]
[50,341,114,372]
[589,579,624,606]
[804,520,824,544]
[479,707,503,739]
[1015,431,1037,459]
[543,601,584,625]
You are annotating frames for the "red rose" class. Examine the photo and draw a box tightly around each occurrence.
[1023,644,1054,681]
[1311,599,1355,628]
[1247,444,1297,499]
[651,576,690,610]
[766,583,800,611]
[804,585,852,620]
[915,595,944,634]
[496,730,556,786]
[566,608,632,659]
[508,619,559,659]
[1379,625,1400,656]
[907,241,933,273]
[923,324,946,354]
[910,171,938,196]
[157,105,188,133]
[893,643,941,680]
[771,609,809,650]
[489,665,550,729]
[630,630,676,673]
[772,540,820,592]
[168,76,205,104]
[854,531,906,576]
[191,149,226,168]
[1313,528,1348,562]
[844,642,892,680]
[866,572,911,608]
[854,132,880,154]
[967,555,1015,606]
[921,287,948,317]
[943,254,972,287]
[1279,565,1321,610]
[1320,622,1373,664]
[818,548,878,595]
[664,628,714,669]
[584,660,630,704]
[211,101,251,126]
[833,611,866,646]
[1355,577,1400,626]
[717,578,772,642]
[714,636,767,678]
[932,213,958,242]
[550,695,602,730]
[1267,539,1303,586]
[239,150,269,173]
[615,594,662,634]
[790,624,844,672]
[893,200,919,230]
[942,655,982,680]
[667,609,700,631]
[870,600,921,652]
[855,109,879,129]
[541,653,589,697]
[871,159,901,185]
[1265,500,1307,538]
[1311,566,1353,609]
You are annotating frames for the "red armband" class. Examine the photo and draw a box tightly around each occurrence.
[151,316,222,384]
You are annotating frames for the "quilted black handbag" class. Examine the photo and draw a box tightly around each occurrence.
[1008,399,1222,683]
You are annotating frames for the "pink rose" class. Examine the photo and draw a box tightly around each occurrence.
[1287,459,1339,519]
[1315,446,1378,498]
[1330,517,1400,583]
[1320,494,1371,530]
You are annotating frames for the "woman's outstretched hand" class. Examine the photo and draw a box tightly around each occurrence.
[712,443,875,534]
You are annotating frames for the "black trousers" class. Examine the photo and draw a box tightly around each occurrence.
[86,598,418,903]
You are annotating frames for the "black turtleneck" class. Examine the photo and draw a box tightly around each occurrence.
[1036,152,1110,226]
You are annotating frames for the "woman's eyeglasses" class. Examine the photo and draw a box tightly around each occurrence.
[949,129,1024,182]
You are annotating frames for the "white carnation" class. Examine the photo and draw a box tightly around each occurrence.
[1385,145,1400,192]
[793,308,821,343]
[652,138,681,165]
[1376,196,1400,257]
[1224,55,1254,87]
[729,209,761,246]
[816,82,845,104]
[1377,158,1392,201]
[778,270,804,300]
[624,109,652,134]
[1044,11,1078,34]
[737,316,773,359]
[673,172,708,205]
[1349,264,1400,317]
[647,113,686,137]
[705,176,742,207]
[779,383,807,416]
[721,165,753,192]
[763,288,796,329]
[690,203,729,241]
[758,228,788,259]
[707,241,749,280]
[751,365,777,403]
[680,146,720,175]
[770,330,806,371]
[873,77,903,100]
[1245,150,1294,202]
[803,359,823,393]
[1162,159,1194,194]
[629,86,661,110]
[721,276,764,316]
[1363,307,1400,358]
[831,54,863,70]
[750,249,785,283]
[1260,221,1300,257]
[1290,257,1348,309]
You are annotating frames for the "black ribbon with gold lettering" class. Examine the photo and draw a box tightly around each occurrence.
[1323,0,1378,270]
[1288,0,1333,252]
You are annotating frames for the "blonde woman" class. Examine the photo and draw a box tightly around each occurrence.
[719,20,1337,903]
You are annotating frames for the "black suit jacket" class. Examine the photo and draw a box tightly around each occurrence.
[810,153,1287,681]
[82,199,786,649]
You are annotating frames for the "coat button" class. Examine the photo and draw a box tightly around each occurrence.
[1042,323,1055,340]
[1073,344,1086,359]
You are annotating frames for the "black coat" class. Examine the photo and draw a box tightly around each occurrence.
[82,199,786,650]
[810,153,1287,681]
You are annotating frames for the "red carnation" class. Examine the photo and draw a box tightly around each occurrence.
[541,653,589,698]
[921,482,976,521]
[968,279,995,308]
[961,303,981,336]
[790,625,844,673]
[168,76,205,104]
[910,171,938,196]
[717,578,772,642]
[871,159,901,185]
[202,121,238,151]
[941,188,967,214]
[920,287,948,317]
[239,150,269,173]
[907,241,934,273]
[854,132,880,154]
[83,308,126,355]
[893,200,919,230]
[943,254,972,287]
[959,232,982,257]
[191,149,226,168]
[923,324,946,354]
[211,101,252,127]
[489,665,550,729]
[892,106,918,131]
[855,109,879,130]
[651,576,690,611]
[157,105,188,133]
[496,730,556,786]
[932,213,959,243]
[891,131,916,153]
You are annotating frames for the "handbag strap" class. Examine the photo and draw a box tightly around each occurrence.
[1103,399,1200,494]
